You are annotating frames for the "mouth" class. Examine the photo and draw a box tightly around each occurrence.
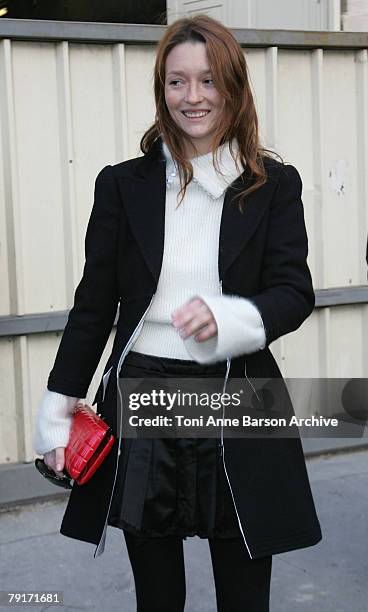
[181,110,211,120]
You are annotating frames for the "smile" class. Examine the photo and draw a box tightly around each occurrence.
[181,110,210,119]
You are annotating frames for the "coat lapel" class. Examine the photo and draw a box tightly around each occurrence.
[116,140,167,284]
[116,138,279,284]
[218,162,279,279]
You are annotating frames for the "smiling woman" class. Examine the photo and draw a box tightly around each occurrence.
[34,12,322,612]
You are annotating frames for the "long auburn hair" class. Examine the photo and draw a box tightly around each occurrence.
[140,14,283,212]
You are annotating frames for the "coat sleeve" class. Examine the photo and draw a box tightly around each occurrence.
[47,165,121,398]
[247,163,315,347]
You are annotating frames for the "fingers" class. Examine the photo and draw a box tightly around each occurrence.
[171,297,218,341]
[44,447,65,477]
[55,447,65,474]
[43,450,54,471]
[191,320,217,341]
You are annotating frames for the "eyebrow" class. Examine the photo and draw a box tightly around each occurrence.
[166,69,212,77]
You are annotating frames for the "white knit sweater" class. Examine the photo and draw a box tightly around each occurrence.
[33,139,266,455]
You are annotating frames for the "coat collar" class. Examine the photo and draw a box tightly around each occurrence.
[115,136,280,284]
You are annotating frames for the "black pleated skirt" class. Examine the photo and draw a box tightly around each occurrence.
[108,350,242,540]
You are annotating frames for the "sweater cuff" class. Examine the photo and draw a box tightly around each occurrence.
[183,294,266,364]
[33,389,79,455]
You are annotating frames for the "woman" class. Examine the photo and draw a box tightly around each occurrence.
[34,14,322,612]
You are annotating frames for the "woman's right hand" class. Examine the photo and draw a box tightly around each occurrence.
[43,447,66,477]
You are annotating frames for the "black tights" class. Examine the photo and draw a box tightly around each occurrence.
[123,530,272,612]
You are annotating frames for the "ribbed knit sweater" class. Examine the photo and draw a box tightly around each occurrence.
[33,138,266,455]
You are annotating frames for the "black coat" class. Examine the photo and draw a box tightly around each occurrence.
[48,137,322,559]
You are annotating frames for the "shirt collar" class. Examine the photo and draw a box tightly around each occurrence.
[161,137,244,200]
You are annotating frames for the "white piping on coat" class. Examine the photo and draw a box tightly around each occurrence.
[219,280,253,560]
[94,294,156,558]
[244,360,261,404]
[101,366,113,403]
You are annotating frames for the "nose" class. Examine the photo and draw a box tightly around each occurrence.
[185,82,204,104]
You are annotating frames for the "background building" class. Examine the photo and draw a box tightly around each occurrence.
[1,0,368,30]
[0,0,367,504]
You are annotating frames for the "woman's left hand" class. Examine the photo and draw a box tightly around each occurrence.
[171,297,218,342]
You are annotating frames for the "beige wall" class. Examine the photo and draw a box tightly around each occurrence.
[342,0,368,29]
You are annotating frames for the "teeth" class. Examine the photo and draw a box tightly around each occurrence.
[183,111,209,118]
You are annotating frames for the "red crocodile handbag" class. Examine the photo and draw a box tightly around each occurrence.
[64,403,115,485]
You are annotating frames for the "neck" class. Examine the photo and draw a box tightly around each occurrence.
[184,138,216,160]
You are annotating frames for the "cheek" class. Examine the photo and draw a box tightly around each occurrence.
[212,94,224,112]
[165,90,180,112]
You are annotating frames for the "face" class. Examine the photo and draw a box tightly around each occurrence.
[164,41,224,157]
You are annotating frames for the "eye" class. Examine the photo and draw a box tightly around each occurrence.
[169,79,182,86]
[204,78,214,85]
